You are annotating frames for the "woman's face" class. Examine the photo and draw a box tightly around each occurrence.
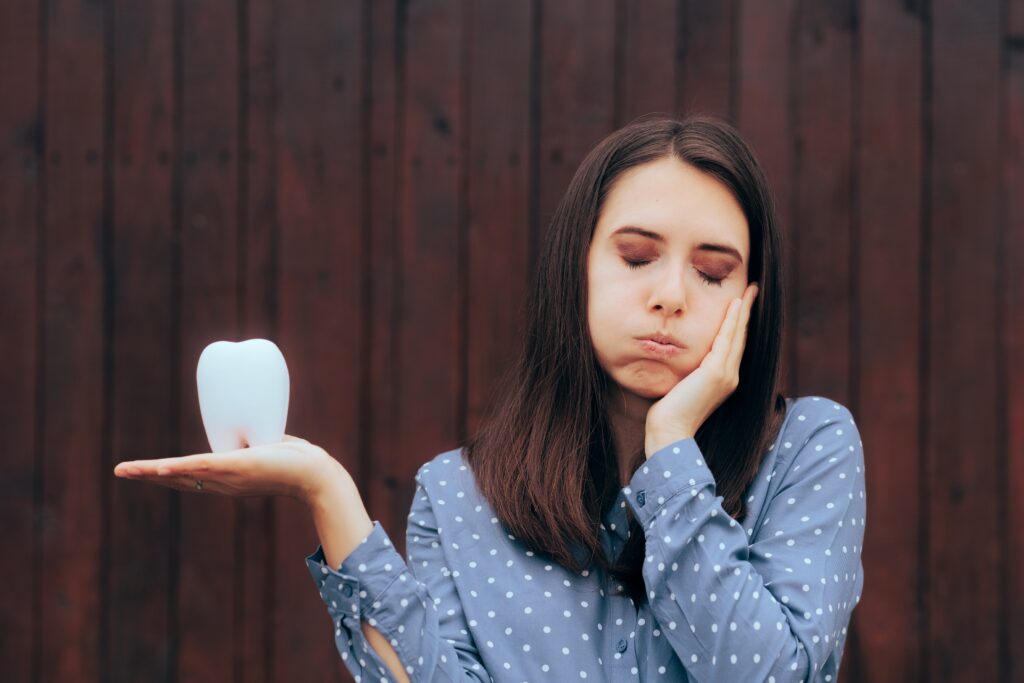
[586,156,751,400]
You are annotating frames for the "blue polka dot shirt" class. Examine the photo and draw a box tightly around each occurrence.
[305,395,866,682]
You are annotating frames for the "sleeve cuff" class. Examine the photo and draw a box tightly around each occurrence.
[304,520,408,619]
[623,437,715,527]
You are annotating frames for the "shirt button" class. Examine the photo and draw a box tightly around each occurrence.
[636,490,646,507]
[342,584,353,597]
[616,639,628,653]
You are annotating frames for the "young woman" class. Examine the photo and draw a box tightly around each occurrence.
[116,114,867,682]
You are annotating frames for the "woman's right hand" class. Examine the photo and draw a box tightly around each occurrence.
[113,434,348,505]
[644,282,758,456]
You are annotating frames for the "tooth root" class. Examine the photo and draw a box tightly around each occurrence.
[204,424,247,453]
[239,406,289,449]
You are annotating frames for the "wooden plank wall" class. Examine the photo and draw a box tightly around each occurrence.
[1,0,1020,681]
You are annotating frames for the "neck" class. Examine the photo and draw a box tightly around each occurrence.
[605,384,654,487]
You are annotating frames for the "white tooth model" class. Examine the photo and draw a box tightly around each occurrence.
[196,338,290,453]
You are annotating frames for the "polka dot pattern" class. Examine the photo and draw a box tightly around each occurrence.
[304,395,866,681]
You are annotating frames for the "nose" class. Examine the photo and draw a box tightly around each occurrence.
[650,269,687,316]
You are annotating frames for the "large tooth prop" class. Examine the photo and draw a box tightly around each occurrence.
[196,339,290,453]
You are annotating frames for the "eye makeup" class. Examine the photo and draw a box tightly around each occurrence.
[615,237,734,287]
[610,225,744,265]
[620,257,725,287]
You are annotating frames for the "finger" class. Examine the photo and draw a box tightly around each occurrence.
[728,284,758,371]
[116,455,209,475]
[126,451,247,477]
[125,471,230,495]
[118,443,255,473]
[706,298,741,366]
[115,460,186,478]
[152,455,213,476]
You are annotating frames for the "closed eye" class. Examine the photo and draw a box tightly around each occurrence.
[621,258,725,287]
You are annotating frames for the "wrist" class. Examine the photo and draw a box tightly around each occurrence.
[306,469,374,570]
[644,428,695,458]
[299,450,346,505]
[302,453,353,506]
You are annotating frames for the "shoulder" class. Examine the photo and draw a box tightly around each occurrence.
[774,394,863,481]
[408,446,496,545]
[413,446,466,483]
[781,395,858,441]
[413,445,484,507]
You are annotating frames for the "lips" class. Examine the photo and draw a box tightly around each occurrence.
[196,338,290,452]
[640,332,683,348]
[636,332,683,359]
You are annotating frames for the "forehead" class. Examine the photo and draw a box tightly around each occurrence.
[594,157,749,259]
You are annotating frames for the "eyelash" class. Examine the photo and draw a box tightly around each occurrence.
[622,258,725,287]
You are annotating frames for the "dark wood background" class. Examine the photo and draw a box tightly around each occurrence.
[2,0,1021,681]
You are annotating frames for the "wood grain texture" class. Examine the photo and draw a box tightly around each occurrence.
[0,0,40,681]
[387,0,464,554]
[236,0,276,679]
[365,0,402,569]
[854,2,924,681]
[677,0,735,120]
[271,0,366,679]
[793,0,854,405]
[1006,4,1024,681]
[617,0,676,127]
[177,1,241,681]
[537,0,616,241]
[464,1,532,440]
[39,0,106,680]
[928,1,1002,680]
[107,0,176,680]
[736,0,798,396]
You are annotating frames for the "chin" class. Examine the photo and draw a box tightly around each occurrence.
[616,366,681,399]
[627,384,669,400]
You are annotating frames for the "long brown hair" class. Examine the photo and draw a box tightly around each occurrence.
[461,113,788,605]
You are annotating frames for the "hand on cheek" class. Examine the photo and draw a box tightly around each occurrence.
[643,282,759,457]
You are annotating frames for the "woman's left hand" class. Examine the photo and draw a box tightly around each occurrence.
[644,282,759,457]
[112,434,344,504]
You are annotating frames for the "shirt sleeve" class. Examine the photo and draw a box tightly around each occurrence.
[304,470,490,682]
[623,405,866,682]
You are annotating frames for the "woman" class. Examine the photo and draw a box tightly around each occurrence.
[115,113,866,682]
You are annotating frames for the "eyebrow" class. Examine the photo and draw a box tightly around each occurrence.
[610,225,745,263]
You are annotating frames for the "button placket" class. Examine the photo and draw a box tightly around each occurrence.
[606,586,641,679]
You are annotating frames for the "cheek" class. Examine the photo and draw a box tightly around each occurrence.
[587,265,627,316]
[588,274,639,329]
[590,267,640,311]
[587,297,616,350]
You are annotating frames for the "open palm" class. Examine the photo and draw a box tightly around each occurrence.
[113,434,338,503]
